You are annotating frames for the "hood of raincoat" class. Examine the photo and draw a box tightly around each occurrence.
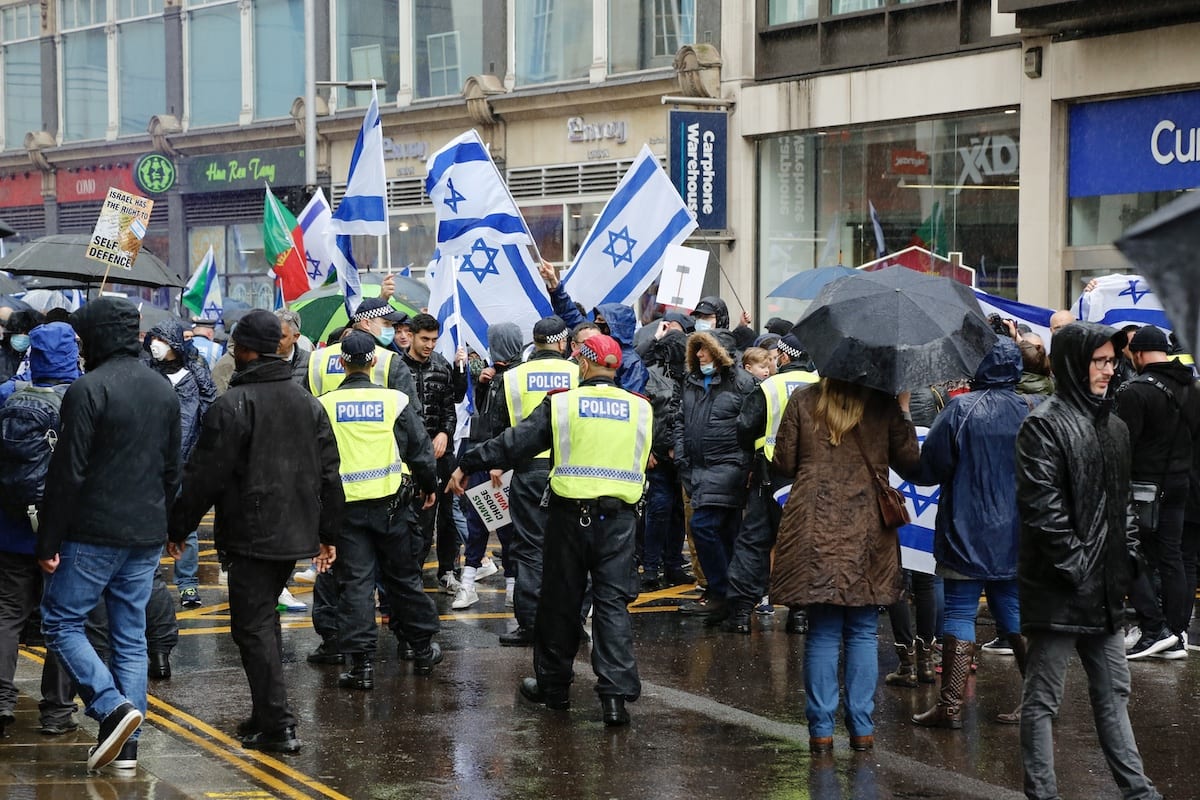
[71,297,140,370]
[594,303,638,346]
[29,321,80,385]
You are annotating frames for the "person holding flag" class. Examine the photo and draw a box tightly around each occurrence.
[181,246,225,368]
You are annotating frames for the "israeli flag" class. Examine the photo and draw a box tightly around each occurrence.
[299,188,363,316]
[331,85,387,236]
[1075,273,1171,332]
[891,427,939,575]
[561,145,697,310]
[974,289,1054,349]
[426,130,531,256]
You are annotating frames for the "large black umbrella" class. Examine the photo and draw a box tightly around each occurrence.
[793,266,997,394]
[0,273,24,294]
[0,220,15,239]
[0,234,183,289]
[1115,190,1200,355]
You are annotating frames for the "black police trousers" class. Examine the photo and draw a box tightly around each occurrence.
[533,500,641,700]
[509,460,550,631]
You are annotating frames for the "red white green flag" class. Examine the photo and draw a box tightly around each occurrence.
[263,187,309,302]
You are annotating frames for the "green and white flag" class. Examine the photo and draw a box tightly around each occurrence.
[181,245,223,323]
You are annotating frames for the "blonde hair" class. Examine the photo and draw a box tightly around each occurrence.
[813,378,867,446]
[741,347,771,370]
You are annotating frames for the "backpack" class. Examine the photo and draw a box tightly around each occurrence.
[0,383,69,515]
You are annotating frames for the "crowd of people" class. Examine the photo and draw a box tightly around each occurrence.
[0,270,1193,800]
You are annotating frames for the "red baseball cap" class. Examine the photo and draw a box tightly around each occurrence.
[577,333,622,369]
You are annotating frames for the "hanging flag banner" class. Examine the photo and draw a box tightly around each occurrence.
[86,187,154,270]
[668,109,727,230]
[464,470,513,531]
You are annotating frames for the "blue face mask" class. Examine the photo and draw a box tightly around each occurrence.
[694,319,713,332]
[376,326,395,347]
[9,334,30,353]
[699,362,716,376]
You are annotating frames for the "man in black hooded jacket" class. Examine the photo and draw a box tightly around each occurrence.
[1015,321,1161,800]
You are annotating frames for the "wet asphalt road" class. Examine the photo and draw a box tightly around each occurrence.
[3,536,1199,800]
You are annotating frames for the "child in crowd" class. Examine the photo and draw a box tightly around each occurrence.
[742,347,772,381]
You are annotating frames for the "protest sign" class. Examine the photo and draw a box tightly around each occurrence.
[86,187,154,272]
[655,245,708,310]
[464,470,513,531]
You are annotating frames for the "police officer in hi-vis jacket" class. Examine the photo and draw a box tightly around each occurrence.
[448,333,651,727]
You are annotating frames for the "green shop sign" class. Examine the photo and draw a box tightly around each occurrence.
[134,153,177,194]
[181,147,305,194]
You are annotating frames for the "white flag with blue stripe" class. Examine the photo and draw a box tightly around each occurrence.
[892,427,939,575]
[299,188,363,316]
[330,86,387,236]
[974,289,1054,349]
[1075,274,1171,332]
[426,130,531,256]
[561,145,697,310]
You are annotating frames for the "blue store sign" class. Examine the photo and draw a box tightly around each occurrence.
[668,110,727,230]
[1069,89,1200,198]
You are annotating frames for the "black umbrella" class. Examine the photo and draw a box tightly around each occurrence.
[1115,190,1200,355]
[0,220,15,239]
[0,273,24,294]
[793,266,997,394]
[138,304,185,334]
[0,234,183,289]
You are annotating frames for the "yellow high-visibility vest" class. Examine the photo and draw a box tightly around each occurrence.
[548,384,652,505]
[308,343,393,397]
[319,386,410,502]
[757,370,819,461]
[505,357,579,458]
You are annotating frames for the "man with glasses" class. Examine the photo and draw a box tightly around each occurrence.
[1015,322,1162,800]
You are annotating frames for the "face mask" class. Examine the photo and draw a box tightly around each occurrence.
[149,341,171,361]
[694,319,713,332]
[9,334,30,353]
[700,362,716,376]
[376,327,395,347]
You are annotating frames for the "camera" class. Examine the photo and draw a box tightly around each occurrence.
[987,313,1015,338]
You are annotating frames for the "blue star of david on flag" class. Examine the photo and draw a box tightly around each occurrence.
[1118,279,1150,305]
[601,226,637,268]
[306,253,323,281]
[444,178,467,214]
[459,238,500,284]
[896,481,941,516]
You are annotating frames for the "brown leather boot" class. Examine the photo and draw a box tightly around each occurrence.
[912,635,974,729]
[995,633,1027,725]
[915,637,937,684]
[885,642,918,687]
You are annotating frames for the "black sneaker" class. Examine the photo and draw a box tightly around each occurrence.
[179,588,203,609]
[1150,637,1188,660]
[980,636,1014,656]
[109,739,138,771]
[1126,629,1179,660]
[39,719,79,736]
[87,702,141,771]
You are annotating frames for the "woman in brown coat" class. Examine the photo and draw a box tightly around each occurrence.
[771,378,919,754]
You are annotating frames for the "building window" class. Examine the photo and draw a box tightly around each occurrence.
[515,0,592,86]
[766,0,819,24]
[60,0,105,28]
[187,0,242,127]
[831,0,884,13]
[60,1,109,142]
[414,2,483,100]
[1,2,40,151]
[117,3,165,136]
[333,0,399,107]
[253,0,304,119]
[609,0,695,74]
[757,112,1021,321]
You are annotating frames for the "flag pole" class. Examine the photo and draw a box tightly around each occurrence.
[376,81,394,277]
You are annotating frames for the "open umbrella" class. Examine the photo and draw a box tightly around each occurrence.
[0,273,24,294]
[0,295,32,312]
[1115,190,1200,355]
[793,266,996,394]
[768,265,860,300]
[0,220,15,239]
[0,234,183,289]
[289,278,423,345]
[138,305,185,334]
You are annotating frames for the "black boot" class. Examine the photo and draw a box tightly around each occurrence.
[499,627,535,647]
[600,696,630,726]
[786,607,808,634]
[720,605,752,634]
[148,651,171,680]
[413,642,443,676]
[519,677,570,710]
[338,653,373,690]
[306,641,343,665]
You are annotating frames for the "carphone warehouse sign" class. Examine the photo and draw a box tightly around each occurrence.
[668,110,727,230]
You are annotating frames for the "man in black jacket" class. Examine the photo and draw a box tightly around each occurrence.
[38,297,181,771]
[1015,322,1161,800]
[169,310,344,755]
[402,314,467,590]
[1114,325,1200,660]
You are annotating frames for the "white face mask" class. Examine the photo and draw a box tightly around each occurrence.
[149,340,171,361]
[694,319,713,332]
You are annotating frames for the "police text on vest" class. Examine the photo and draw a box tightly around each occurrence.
[578,397,630,420]
[335,401,386,422]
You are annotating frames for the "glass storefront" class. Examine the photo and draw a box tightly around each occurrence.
[188,223,276,310]
[758,111,1021,321]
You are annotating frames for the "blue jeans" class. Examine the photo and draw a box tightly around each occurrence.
[40,540,161,733]
[804,604,879,738]
[942,578,1019,643]
[688,505,740,598]
[171,530,199,592]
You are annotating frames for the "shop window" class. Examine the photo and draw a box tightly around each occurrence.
[1068,191,1189,248]
[515,0,592,86]
[767,0,819,24]
[187,0,242,127]
[414,2,483,100]
[566,202,605,262]
[253,0,304,120]
[519,204,565,264]
[385,213,437,274]
[331,0,398,108]
[1,3,40,151]
[609,0,695,74]
[757,112,1021,322]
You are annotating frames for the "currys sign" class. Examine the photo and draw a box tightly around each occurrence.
[1069,89,1200,198]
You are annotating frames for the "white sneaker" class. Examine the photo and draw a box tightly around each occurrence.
[439,572,462,595]
[475,557,499,581]
[293,566,317,584]
[276,588,307,612]
[1123,625,1143,650]
[451,587,479,610]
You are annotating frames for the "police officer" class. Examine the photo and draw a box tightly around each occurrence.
[494,316,578,646]
[318,331,442,688]
[305,297,421,666]
[725,333,818,635]
[448,334,651,726]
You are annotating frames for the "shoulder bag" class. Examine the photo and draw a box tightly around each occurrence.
[851,428,911,529]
